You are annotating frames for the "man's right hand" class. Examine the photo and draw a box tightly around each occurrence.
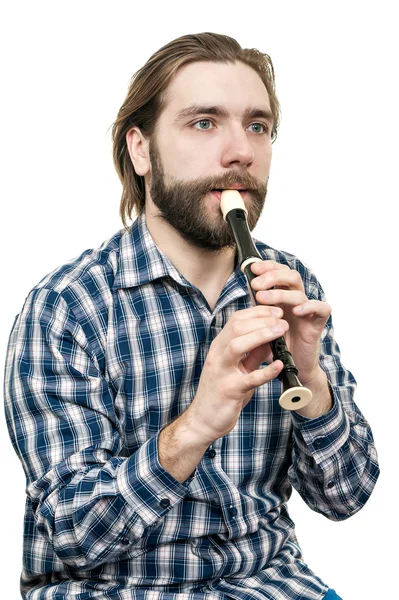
[158,305,286,482]
[185,305,287,445]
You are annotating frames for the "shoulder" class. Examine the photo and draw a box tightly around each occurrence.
[32,229,124,295]
[12,229,126,359]
[21,229,126,328]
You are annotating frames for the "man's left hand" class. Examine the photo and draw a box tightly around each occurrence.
[250,260,332,388]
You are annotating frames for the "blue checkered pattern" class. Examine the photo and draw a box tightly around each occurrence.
[4,213,379,599]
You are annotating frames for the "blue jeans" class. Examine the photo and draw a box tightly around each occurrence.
[324,590,343,600]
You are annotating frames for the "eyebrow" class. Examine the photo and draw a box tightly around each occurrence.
[174,104,274,126]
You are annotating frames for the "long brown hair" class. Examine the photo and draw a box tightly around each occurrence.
[111,32,281,230]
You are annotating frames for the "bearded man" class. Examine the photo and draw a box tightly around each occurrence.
[4,32,379,600]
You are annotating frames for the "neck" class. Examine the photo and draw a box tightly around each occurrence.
[144,203,236,310]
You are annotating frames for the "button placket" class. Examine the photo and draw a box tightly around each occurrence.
[313,436,324,449]
[229,505,237,518]
[207,444,216,459]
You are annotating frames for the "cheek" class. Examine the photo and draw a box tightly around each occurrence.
[256,146,272,173]
[163,138,219,178]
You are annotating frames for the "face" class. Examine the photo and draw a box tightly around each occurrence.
[146,61,273,251]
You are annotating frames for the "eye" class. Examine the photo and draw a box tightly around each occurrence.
[192,119,214,131]
[247,123,269,134]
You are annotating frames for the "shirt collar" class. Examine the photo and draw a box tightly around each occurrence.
[113,212,175,290]
[112,212,249,297]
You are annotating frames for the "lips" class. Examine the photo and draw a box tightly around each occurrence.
[211,189,248,201]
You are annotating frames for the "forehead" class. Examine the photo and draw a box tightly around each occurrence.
[162,61,271,116]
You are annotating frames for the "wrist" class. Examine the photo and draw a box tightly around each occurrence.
[178,407,216,450]
[299,366,326,389]
[296,368,333,418]
[158,410,210,483]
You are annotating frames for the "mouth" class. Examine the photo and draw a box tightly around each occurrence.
[210,189,248,201]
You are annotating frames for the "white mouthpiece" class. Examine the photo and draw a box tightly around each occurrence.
[220,190,248,221]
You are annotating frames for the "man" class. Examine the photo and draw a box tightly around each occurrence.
[4,32,379,600]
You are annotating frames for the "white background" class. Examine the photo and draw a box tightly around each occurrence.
[0,1,397,598]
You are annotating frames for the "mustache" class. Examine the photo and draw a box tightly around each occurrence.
[166,172,267,196]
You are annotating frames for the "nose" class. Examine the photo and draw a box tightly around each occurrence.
[220,125,255,168]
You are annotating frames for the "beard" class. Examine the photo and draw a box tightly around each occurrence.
[148,137,268,252]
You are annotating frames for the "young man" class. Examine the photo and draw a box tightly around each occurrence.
[4,33,379,600]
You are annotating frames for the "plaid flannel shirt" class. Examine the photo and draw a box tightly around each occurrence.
[4,213,379,600]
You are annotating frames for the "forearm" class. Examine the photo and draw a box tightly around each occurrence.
[158,409,210,483]
[28,435,192,569]
[289,375,380,520]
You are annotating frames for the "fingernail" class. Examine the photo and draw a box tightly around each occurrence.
[271,308,281,316]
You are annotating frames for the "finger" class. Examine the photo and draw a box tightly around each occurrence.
[292,300,332,320]
[223,320,289,366]
[239,360,284,394]
[256,289,308,307]
[227,314,286,340]
[251,269,305,292]
[250,260,290,275]
[231,304,284,321]
[215,306,284,346]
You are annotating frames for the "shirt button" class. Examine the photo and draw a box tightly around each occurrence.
[121,539,130,545]
[314,437,324,449]
[327,481,336,489]
[229,506,237,517]
[160,498,171,508]
[208,448,216,458]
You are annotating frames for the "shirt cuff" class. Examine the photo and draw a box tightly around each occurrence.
[290,385,350,464]
[117,433,190,527]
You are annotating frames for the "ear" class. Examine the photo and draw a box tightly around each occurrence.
[126,126,150,176]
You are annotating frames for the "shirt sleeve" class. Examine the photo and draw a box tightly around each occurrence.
[287,263,380,521]
[3,287,190,570]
